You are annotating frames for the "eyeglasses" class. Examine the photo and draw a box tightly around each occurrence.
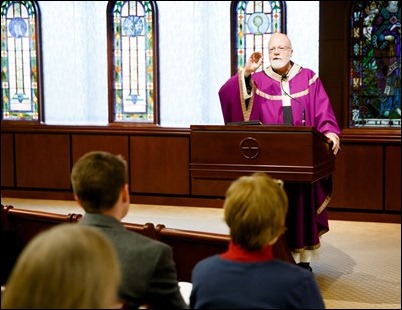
[268,46,291,53]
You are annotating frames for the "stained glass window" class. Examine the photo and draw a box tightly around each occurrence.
[350,1,401,128]
[231,1,286,75]
[1,1,42,122]
[107,1,158,124]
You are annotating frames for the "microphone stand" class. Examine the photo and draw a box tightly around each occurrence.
[280,75,305,126]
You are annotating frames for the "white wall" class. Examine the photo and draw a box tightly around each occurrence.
[40,1,319,126]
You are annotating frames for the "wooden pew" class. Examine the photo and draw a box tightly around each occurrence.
[156,224,230,282]
[0,203,228,284]
[1,204,82,244]
[1,204,295,286]
[1,204,82,285]
[123,221,159,239]
[0,205,159,249]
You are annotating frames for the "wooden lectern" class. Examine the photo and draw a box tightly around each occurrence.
[190,125,336,265]
[190,124,335,197]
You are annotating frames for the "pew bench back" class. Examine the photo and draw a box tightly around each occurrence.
[1,204,230,284]
[156,224,230,282]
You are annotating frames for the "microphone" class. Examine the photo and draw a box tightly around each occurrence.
[280,77,305,126]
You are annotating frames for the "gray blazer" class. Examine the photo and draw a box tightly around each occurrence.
[79,213,188,309]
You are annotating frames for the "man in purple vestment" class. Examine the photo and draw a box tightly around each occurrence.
[218,32,341,271]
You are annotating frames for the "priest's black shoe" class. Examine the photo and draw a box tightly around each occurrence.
[297,262,313,272]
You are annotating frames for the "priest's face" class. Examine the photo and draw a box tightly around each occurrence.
[268,33,293,71]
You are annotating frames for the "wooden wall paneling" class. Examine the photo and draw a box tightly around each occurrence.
[319,1,350,129]
[318,40,345,127]
[71,134,129,164]
[130,136,190,195]
[385,145,401,211]
[15,133,71,189]
[1,133,14,187]
[329,144,383,211]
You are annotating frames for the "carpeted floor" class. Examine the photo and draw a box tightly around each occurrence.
[2,198,401,309]
[314,220,401,309]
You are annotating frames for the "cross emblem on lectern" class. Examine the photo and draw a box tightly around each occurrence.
[239,137,260,159]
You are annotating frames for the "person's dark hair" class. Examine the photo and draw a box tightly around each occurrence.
[71,151,128,212]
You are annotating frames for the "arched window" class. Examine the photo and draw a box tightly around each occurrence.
[230,1,286,75]
[1,1,43,122]
[349,1,400,128]
[107,0,159,124]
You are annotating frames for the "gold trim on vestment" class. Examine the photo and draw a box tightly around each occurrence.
[255,64,316,101]
[255,85,310,100]
[238,72,253,121]
[317,175,333,216]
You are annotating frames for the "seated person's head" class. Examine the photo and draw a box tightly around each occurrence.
[1,224,121,309]
[224,172,288,250]
[71,151,129,213]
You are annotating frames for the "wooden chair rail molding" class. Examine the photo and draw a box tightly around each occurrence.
[1,205,295,283]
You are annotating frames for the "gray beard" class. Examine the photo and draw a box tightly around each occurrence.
[270,59,288,70]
